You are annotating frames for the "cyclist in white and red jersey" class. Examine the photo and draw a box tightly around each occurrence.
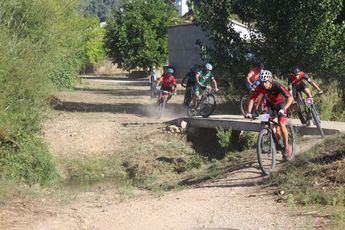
[246,70,294,158]
[156,68,177,103]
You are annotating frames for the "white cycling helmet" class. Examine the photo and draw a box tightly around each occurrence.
[259,70,273,82]
[204,63,213,71]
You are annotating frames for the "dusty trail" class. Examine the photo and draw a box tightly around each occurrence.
[1,75,329,229]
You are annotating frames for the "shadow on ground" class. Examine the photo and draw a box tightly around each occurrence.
[52,100,186,117]
[73,87,188,96]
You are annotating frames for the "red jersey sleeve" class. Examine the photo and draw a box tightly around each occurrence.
[291,71,305,85]
[170,75,176,85]
[277,82,292,99]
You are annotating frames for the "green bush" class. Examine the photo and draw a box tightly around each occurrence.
[238,131,256,151]
[216,128,232,148]
[217,128,256,151]
[0,136,57,185]
[0,0,97,185]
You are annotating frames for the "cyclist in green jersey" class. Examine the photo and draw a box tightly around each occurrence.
[191,63,218,108]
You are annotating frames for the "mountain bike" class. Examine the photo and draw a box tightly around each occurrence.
[181,85,193,106]
[240,90,264,117]
[256,113,296,176]
[187,85,216,118]
[294,91,324,138]
[156,90,173,118]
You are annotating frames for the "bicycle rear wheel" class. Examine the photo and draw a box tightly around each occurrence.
[257,128,276,176]
[200,94,216,118]
[241,94,263,117]
[310,107,325,138]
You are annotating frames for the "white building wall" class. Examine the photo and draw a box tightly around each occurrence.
[173,0,189,16]
[168,23,212,79]
[168,21,255,78]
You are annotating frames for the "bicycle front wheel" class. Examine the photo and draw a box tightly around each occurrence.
[157,97,166,118]
[240,94,248,117]
[286,122,296,159]
[257,128,276,176]
[186,99,197,117]
[310,107,325,138]
[200,94,216,118]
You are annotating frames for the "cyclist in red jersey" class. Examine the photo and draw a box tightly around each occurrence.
[246,70,294,158]
[288,66,323,100]
[288,66,323,126]
[245,62,264,92]
[156,68,177,103]
[244,62,264,113]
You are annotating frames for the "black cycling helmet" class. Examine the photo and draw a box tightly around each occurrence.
[290,66,300,75]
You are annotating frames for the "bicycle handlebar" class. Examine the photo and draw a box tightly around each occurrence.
[157,90,174,96]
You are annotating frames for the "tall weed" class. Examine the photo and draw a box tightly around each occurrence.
[316,80,343,121]
[0,0,97,185]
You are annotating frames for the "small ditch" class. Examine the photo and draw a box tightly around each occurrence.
[62,177,126,193]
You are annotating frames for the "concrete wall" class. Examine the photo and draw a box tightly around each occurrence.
[167,23,212,79]
[85,60,163,78]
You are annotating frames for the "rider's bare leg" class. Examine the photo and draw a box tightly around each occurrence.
[279,121,290,154]
[255,94,263,111]
[304,88,312,98]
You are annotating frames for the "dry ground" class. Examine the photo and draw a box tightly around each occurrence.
[0,75,330,229]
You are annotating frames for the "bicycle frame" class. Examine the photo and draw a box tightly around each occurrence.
[157,90,173,100]
[259,114,284,150]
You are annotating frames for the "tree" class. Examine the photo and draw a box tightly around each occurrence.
[78,0,120,22]
[104,0,180,71]
[193,0,250,90]
[194,0,344,95]
[239,0,345,78]
[85,20,107,66]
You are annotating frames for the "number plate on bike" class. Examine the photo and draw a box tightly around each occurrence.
[305,98,313,105]
[259,114,270,122]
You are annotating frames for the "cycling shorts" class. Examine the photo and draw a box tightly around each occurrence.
[161,86,173,92]
[292,82,307,98]
[264,102,287,123]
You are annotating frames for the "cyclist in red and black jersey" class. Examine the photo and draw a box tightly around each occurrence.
[288,66,323,100]
[156,68,177,103]
[246,70,294,157]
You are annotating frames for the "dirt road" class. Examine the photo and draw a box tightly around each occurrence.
[1,75,329,229]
